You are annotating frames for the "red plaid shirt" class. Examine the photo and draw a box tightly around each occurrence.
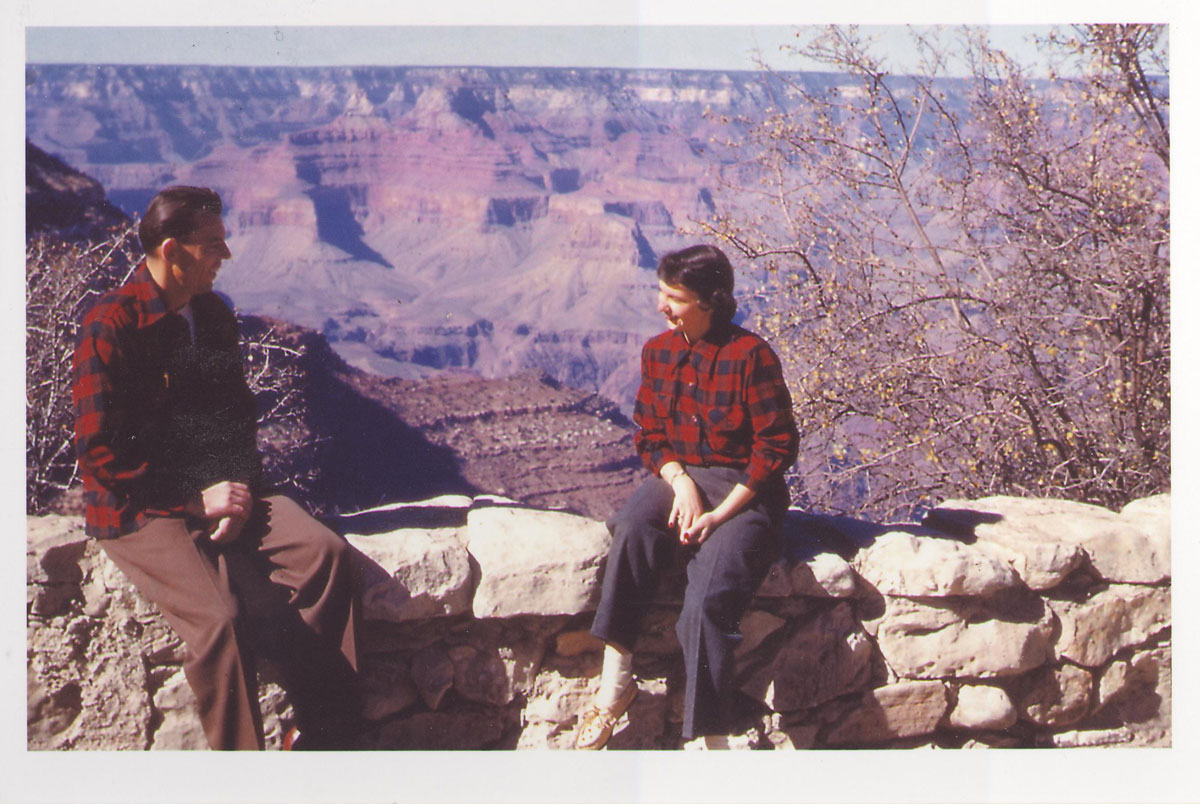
[633,321,799,494]
[72,263,260,539]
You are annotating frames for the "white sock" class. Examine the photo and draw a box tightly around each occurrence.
[596,644,633,710]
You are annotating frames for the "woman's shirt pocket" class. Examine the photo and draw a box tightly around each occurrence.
[702,401,748,458]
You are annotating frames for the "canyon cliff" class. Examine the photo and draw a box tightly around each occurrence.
[26,64,864,410]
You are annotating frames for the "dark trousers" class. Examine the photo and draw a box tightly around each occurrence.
[591,466,785,740]
[100,494,361,750]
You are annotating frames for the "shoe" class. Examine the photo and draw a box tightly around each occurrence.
[282,726,301,751]
[574,683,638,750]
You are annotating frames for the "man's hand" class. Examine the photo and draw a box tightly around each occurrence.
[188,480,253,521]
[208,515,247,544]
[186,481,253,543]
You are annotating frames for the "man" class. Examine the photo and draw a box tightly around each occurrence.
[72,186,361,750]
[576,244,799,749]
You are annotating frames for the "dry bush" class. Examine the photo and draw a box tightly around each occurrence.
[702,25,1168,520]
[26,224,317,513]
[240,317,324,506]
[26,227,139,513]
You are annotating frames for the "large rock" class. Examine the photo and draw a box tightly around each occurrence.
[853,529,1020,597]
[930,496,1170,586]
[359,652,420,722]
[1049,584,1170,667]
[1098,649,1162,711]
[27,518,174,750]
[410,645,456,710]
[739,602,874,713]
[1119,494,1170,536]
[870,595,1054,679]
[27,664,87,749]
[446,621,550,707]
[824,680,949,745]
[948,684,1018,731]
[468,505,611,617]
[735,609,787,660]
[449,644,514,706]
[150,670,207,751]
[26,515,89,617]
[1018,663,1094,727]
[344,527,472,622]
[1093,646,1172,746]
[522,668,597,728]
[758,553,857,599]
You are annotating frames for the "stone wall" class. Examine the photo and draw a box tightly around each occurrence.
[26,493,1170,750]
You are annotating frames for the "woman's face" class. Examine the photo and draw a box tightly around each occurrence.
[657,279,713,340]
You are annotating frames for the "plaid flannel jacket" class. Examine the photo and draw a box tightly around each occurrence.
[633,321,799,494]
[72,263,260,539]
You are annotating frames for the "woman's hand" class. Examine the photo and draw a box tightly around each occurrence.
[680,483,757,546]
[667,474,705,541]
[680,511,723,545]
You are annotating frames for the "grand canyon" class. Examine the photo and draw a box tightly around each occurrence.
[26,63,845,411]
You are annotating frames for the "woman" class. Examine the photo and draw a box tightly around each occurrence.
[577,244,799,749]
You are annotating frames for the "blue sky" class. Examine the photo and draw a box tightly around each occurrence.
[17,0,1181,75]
[25,25,1063,76]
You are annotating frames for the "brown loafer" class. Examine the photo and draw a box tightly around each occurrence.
[575,684,638,750]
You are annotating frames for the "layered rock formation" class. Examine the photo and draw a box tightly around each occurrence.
[24,64,862,410]
[27,492,1170,750]
[25,140,128,236]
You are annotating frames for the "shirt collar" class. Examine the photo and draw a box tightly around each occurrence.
[129,261,174,330]
[671,318,733,357]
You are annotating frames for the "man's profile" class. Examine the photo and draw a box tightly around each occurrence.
[72,185,361,750]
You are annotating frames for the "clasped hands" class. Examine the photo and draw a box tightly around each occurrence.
[666,472,722,546]
[186,480,254,544]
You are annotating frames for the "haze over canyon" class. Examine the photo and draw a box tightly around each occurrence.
[25,63,868,410]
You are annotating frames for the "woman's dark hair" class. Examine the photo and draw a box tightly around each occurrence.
[657,244,737,326]
[139,186,224,253]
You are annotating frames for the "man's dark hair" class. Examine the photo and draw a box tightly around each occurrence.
[139,186,224,254]
[657,244,737,325]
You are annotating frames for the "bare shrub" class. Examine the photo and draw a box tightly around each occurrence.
[240,317,324,506]
[701,25,1168,520]
[26,227,139,513]
[26,224,317,513]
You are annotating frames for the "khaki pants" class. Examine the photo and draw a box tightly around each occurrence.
[100,494,361,750]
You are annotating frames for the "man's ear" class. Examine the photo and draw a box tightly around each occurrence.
[159,237,180,264]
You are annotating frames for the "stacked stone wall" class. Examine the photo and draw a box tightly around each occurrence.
[27,493,1170,750]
